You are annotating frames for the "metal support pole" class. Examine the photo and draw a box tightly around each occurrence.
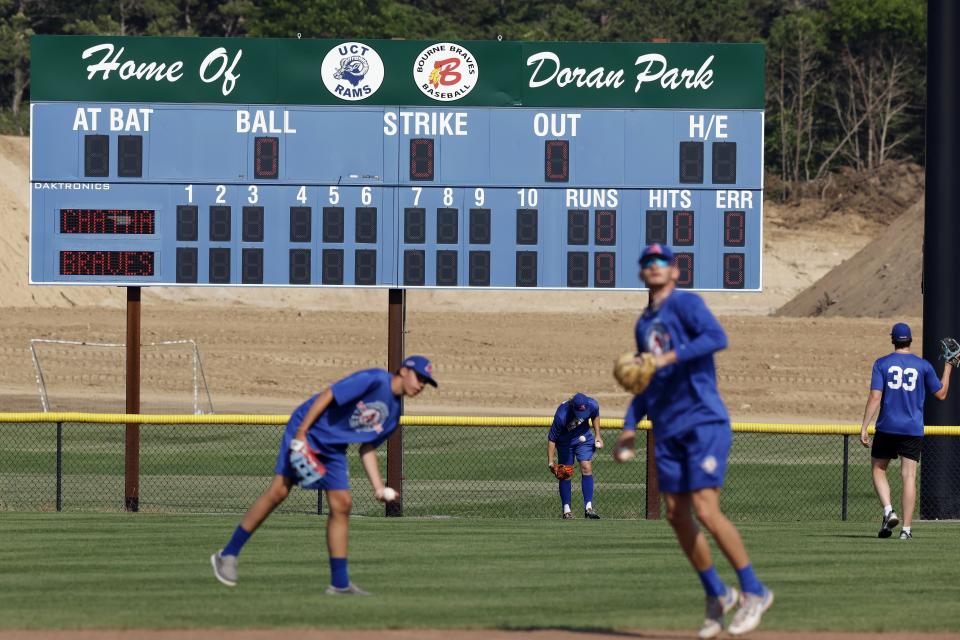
[386,288,406,517]
[645,431,660,519]
[317,489,323,515]
[56,422,62,513]
[841,435,849,521]
[922,0,960,520]
[125,287,141,512]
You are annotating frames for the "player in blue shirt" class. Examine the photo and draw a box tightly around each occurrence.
[860,323,953,540]
[211,356,437,595]
[547,393,603,519]
[613,244,771,639]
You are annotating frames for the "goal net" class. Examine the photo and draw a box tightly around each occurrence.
[30,339,214,414]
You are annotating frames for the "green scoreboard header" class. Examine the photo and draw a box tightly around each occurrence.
[31,36,764,109]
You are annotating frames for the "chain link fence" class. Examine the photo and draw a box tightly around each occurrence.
[2,415,959,521]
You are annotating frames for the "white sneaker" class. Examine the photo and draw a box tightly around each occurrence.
[325,583,372,596]
[729,588,774,636]
[210,551,237,587]
[699,586,738,639]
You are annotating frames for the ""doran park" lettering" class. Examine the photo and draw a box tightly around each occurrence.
[526,51,715,93]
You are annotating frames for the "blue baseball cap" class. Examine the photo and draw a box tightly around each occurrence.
[402,355,438,387]
[571,393,592,419]
[891,323,912,341]
[639,243,675,264]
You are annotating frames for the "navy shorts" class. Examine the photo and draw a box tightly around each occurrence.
[558,436,595,465]
[872,431,922,462]
[655,424,732,494]
[274,418,350,491]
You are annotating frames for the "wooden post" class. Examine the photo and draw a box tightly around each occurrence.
[386,288,405,516]
[645,430,660,519]
[124,287,141,512]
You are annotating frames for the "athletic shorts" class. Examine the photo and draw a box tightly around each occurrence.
[654,423,732,494]
[872,431,922,462]
[557,437,595,465]
[274,418,350,491]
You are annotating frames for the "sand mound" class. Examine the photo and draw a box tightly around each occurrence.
[776,199,922,318]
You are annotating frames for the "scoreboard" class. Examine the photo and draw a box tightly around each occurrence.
[30,37,765,290]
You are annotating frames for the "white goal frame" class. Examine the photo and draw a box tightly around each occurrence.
[29,338,214,414]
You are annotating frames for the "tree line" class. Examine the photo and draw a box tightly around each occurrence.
[0,0,926,196]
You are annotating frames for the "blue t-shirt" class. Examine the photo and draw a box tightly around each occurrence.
[548,396,599,445]
[622,290,729,440]
[293,369,401,449]
[870,353,941,436]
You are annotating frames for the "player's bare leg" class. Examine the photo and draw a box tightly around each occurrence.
[239,474,293,533]
[870,458,893,508]
[691,488,750,569]
[325,489,352,557]
[900,458,918,529]
[213,474,293,586]
[324,489,369,594]
[871,457,899,536]
[665,492,715,570]
[666,492,738,639]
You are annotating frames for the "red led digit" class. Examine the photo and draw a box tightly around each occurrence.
[545,140,569,182]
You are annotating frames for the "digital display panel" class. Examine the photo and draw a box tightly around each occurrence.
[60,209,154,235]
[61,250,153,277]
[30,37,763,289]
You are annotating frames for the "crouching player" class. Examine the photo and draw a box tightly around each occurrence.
[547,393,603,519]
[614,244,772,638]
[211,355,437,595]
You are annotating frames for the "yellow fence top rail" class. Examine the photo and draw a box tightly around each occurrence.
[1,412,959,436]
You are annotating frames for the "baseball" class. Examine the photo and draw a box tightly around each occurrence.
[615,447,636,462]
[578,435,587,443]
[382,487,398,502]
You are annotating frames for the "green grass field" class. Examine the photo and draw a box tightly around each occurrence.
[0,422,901,521]
[1,514,958,632]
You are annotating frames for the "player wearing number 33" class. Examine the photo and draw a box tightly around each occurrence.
[211,356,437,595]
[613,244,771,638]
[860,323,953,540]
[547,393,602,519]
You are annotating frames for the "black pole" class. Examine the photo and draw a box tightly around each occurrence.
[922,0,960,520]
[56,421,62,513]
[317,489,323,515]
[386,288,405,517]
[841,435,849,522]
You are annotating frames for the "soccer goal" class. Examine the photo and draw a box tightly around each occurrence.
[30,339,214,414]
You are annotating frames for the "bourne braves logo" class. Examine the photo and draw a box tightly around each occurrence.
[413,42,478,102]
[321,42,384,101]
[350,400,389,433]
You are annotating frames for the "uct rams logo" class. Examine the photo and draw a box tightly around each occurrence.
[413,42,479,102]
[321,42,384,101]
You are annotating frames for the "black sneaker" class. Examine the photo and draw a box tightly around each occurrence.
[584,508,600,519]
[878,511,899,538]
[562,512,574,519]
[899,530,912,540]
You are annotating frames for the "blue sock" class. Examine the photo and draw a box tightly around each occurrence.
[581,474,594,506]
[221,525,251,557]
[329,557,349,589]
[735,563,765,596]
[698,566,728,597]
[559,479,572,510]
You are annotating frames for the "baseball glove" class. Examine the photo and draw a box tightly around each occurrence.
[940,337,960,367]
[550,464,574,480]
[289,439,326,487]
[613,351,657,395]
